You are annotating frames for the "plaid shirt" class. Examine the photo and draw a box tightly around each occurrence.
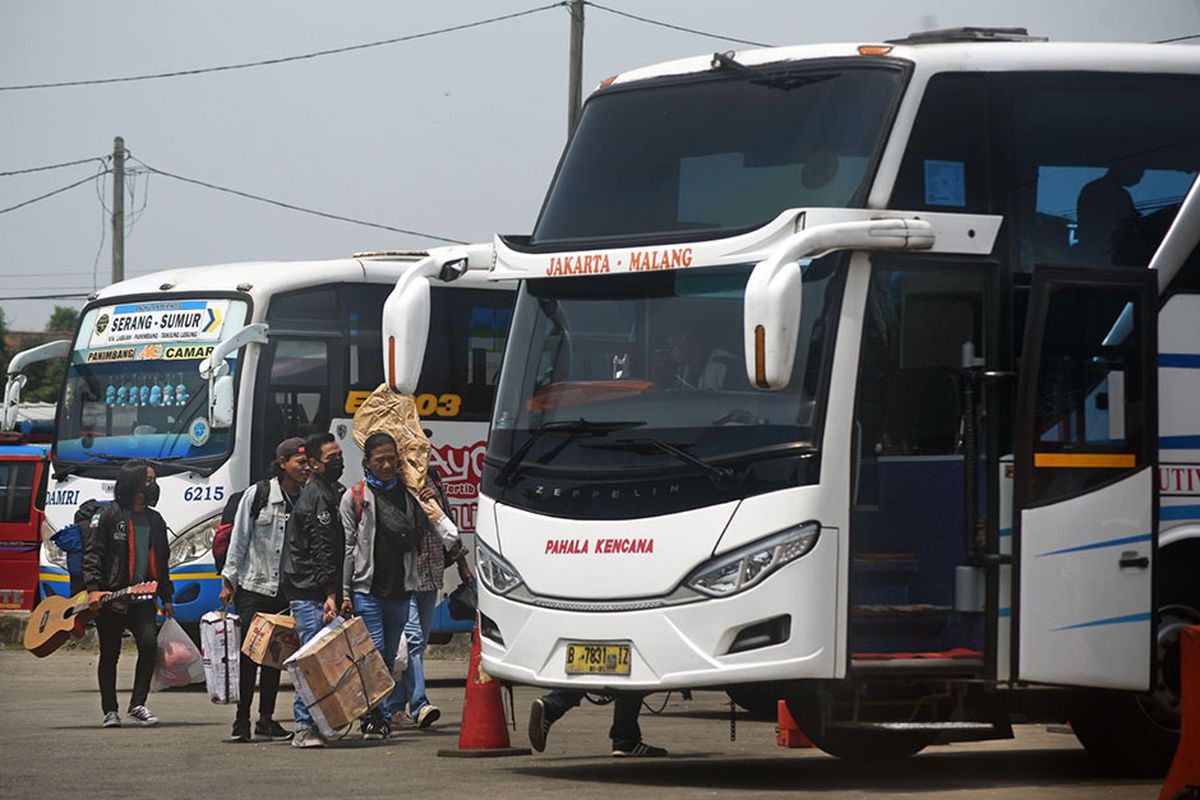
[405,477,449,593]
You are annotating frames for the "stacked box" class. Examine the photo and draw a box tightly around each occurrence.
[242,612,299,670]
[285,616,394,738]
[200,610,241,705]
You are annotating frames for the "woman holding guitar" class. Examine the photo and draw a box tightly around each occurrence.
[83,460,174,728]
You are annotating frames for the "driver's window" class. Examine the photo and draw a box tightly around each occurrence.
[264,339,329,449]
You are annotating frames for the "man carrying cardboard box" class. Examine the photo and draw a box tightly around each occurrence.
[280,432,347,749]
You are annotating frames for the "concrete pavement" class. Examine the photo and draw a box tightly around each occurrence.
[0,650,1161,799]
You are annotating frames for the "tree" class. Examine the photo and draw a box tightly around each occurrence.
[16,304,79,404]
[46,305,80,335]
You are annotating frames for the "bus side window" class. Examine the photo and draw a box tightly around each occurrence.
[421,288,514,422]
[0,463,36,523]
[264,339,330,447]
[890,74,991,215]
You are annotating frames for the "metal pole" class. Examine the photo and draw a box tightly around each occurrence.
[567,0,584,137]
[111,136,125,284]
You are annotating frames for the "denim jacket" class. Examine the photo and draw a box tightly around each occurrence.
[221,478,292,597]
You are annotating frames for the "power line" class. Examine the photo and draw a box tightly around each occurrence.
[584,2,772,48]
[129,158,467,244]
[0,3,567,92]
[1154,33,1200,43]
[0,292,92,301]
[0,156,106,177]
[0,172,106,216]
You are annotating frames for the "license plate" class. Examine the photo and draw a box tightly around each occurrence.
[564,642,631,676]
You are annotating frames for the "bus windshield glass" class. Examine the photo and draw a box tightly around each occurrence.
[489,261,844,475]
[532,64,904,244]
[55,298,250,466]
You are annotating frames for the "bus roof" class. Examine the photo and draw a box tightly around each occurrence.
[87,248,497,308]
[603,39,1200,91]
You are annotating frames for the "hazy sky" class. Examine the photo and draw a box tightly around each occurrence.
[2,1,1198,330]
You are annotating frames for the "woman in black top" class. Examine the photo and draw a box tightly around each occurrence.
[83,460,173,728]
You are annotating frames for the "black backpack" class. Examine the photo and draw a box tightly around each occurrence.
[212,480,270,574]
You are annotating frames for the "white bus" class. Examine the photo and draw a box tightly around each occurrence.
[383,30,1200,774]
[35,253,513,635]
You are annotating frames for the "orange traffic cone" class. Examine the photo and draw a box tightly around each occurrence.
[1160,625,1200,800]
[437,623,531,758]
[776,699,815,748]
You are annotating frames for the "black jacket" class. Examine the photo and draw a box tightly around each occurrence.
[280,477,345,602]
[82,504,174,603]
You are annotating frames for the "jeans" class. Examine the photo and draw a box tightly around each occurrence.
[401,589,437,716]
[234,588,287,724]
[541,689,645,750]
[352,592,410,721]
[288,599,325,731]
[96,603,158,714]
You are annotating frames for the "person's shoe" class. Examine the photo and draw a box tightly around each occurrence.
[127,705,158,727]
[360,717,390,740]
[231,719,251,743]
[254,719,292,740]
[102,711,121,729]
[291,727,325,748]
[612,741,668,758]
[415,704,441,729]
[528,698,551,752]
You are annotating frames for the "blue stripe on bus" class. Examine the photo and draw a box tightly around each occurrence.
[1035,532,1152,558]
[998,528,1012,538]
[114,300,207,313]
[1162,505,1200,521]
[1161,435,1200,449]
[1159,353,1200,369]
[1055,612,1152,631]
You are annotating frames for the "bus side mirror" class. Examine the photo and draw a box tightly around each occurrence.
[211,375,235,429]
[3,339,71,430]
[743,217,935,390]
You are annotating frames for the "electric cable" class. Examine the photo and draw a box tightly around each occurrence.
[0,172,105,215]
[0,156,107,177]
[1154,33,1200,43]
[584,2,772,48]
[0,3,567,92]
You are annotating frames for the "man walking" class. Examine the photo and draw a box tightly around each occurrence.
[530,691,666,757]
[280,431,346,748]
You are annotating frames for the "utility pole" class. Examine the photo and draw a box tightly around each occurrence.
[111,136,125,284]
[567,0,584,137]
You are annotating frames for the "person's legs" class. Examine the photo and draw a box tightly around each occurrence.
[351,592,390,728]
[126,603,159,710]
[378,595,408,723]
[95,610,125,715]
[401,589,437,719]
[288,599,324,732]
[609,693,644,752]
[540,688,585,724]
[234,589,267,726]
[255,593,288,722]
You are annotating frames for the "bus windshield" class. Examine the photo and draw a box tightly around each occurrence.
[54,298,250,466]
[532,63,905,244]
[489,261,844,478]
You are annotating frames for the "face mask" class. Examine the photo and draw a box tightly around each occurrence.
[323,456,345,482]
[143,483,161,507]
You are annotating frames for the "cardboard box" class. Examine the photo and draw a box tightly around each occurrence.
[285,616,395,738]
[241,612,299,670]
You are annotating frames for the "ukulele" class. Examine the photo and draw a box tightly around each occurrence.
[24,582,158,658]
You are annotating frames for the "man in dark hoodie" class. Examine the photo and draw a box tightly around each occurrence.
[279,431,346,748]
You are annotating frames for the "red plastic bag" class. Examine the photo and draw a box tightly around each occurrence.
[151,617,204,690]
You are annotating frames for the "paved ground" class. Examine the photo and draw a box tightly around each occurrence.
[0,649,1162,799]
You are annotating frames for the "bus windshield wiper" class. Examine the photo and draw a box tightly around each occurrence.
[495,419,646,486]
[82,451,213,478]
[598,438,737,485]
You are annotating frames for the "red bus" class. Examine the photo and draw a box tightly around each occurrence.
[0,436,50,611]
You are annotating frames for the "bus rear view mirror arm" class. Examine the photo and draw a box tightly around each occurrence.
[198,322,268,430]
[381,245,486,395]
[3,339,70,431]
[743,218,934,390]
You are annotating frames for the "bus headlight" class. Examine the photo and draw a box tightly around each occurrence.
[42,519,69,569]
[169,514,221,568]
[477,541,524,595]
[685,522,820,598]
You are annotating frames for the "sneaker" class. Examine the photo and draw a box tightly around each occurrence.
[231,719,251,743]
[102,711,121,728]
[415,704,441,729]
[254,719,292,740]
[612,741,668,758]
[291,727,325,748]
[360,717,390,740]
[127,705,158,727]
[528,698,551,752]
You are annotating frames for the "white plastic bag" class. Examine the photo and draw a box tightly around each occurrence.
[200,610,241,704]
[392,632,409,679]
[151,617,205,691]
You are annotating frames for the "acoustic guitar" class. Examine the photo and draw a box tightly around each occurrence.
[24,582,158,657]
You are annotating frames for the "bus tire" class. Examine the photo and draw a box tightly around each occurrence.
[785,685,933,761]
[1071,545,1200,777]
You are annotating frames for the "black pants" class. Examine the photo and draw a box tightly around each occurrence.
[541,689,645,750]
[96,603,158,714]
[234,588,287,723]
